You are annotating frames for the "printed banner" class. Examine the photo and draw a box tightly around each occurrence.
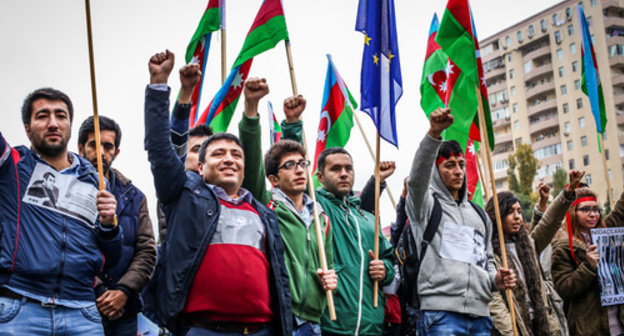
[23,163,99,229]
[440,221,487,269]
[591,227,624,306]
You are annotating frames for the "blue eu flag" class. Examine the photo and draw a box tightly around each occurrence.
[356,0,403,147]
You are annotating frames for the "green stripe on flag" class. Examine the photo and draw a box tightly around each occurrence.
[233,16,289,69]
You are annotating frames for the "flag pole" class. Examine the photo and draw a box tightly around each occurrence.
[599,133,614,209]
[84,0,106,193]
[285,41,336,321]
[476,150,490,201]
[372,133,381,307]
[221,28,226,84]
[476,85,518,336]
[353,112,398,208]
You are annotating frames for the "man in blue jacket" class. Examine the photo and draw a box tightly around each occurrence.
[78,115,157,336]
[0,87,122,335]
[144,50,292,335]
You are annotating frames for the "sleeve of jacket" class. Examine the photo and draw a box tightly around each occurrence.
[390,197,407,247]
[156,201,167,243]
[116,195,157,296]
[281,120,303,143]
[406,134,441,242]
[551,244,597,300]
[606,190,624,228]
[531,190,575,254]
[359,175,387,214]
[530,206,544,232]
[489,290,515,336]
[239,115,270,205]
[486,217,499,291]
[170,102,191,159]
[144,86,186,205]
[97,225,123,268]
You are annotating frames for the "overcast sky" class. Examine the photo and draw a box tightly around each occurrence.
[0,0,560,233]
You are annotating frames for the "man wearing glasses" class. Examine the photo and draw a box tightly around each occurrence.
[238,78,337,336]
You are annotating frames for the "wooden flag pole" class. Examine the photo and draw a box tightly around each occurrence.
[352,112,398,209]
[475,85,518,336]
[599,133,614,209]
[84,0,105,192]
[285,41,336,321]
[372,134,381,307]
[221,28,227,84]
[475,150,490,201]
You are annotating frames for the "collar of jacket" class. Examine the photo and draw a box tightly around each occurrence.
[316,187,361,207]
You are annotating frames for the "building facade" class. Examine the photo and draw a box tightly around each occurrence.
[480,0,624,206]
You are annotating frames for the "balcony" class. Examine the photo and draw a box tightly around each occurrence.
[488,81,508,94]
[532,135,561,150]
[528,99,557,116]
[529,115,559,135]
[523,45,551,64]
[604,0,624,10]
[605,16,624,30]
[613,74,624,88]
[524,63,553,82]
[608,36,624,48]
[617,112,624,125]
[495,132,513,146]
[492,116,511,129]
[616,95,624,109]
[526,81,556,100]
[540,154,563,166]
[486,66,506,79]
[494,169,508,181]
[610,55,624,68]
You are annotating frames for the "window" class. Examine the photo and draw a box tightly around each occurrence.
[566,8,572,20]
[587,16,593,27]
[534,143,562,159]
[591,0,596,6]
[555,30,562,43]
[541,19,547,32]
[517,30,523,43]
[561,84,567,95]
[511,86,516,96]
[581,135,588,146]
[579,116,586,128]
[577,98,583,109]
[553,13,560,23]
[563,103,569,113]
[514,120,520,131]
[509,69,515,79]
[513,103,518,113]
[494,159,509,171]
[565,121,572,133]
[586,173,592,185]
[557,48,563,60]
[558,66,565,77]
[569,159,575,169]
[572,61,579,72]
[567,140,574,150]
[606,149,610,160]
[575,79,581,90]
[505,35,511,46]
[583,155,590,166]
[515,137,523,145]
[528,25,535,38]
[571,43,577,54]
[568,24,574,36]
[508,53,513,62]
[524,61,532,73]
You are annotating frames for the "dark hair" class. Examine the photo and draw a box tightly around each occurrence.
[436,140,463,163]
[21,87,74,125]
[189,124,214,138]
[264,140,306,177]
[485,191,521,227]
[77,115,122,149]
[198,133,244,164]
[316,147,352,173]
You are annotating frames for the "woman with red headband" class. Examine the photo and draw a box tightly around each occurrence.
[486,170,583,336]
[551,183,624,335]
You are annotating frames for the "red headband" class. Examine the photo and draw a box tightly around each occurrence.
[435,152,464,166]
[566,196,598,264]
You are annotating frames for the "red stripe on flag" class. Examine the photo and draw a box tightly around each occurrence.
[425,32,441,59]
[246,0,285,37]
[445,0,473,37]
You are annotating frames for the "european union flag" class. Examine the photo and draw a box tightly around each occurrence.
[356,0,403,147]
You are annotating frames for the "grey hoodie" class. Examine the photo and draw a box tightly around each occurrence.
[406,134,498,317]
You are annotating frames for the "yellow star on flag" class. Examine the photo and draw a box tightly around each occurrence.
[373,53,379,65]
[364,34,371,46]
[388,51,395,63]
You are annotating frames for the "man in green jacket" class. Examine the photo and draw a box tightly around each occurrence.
[238,77,337,336]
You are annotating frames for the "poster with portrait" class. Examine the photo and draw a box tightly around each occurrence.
[23,163,99,229]
[591,227,624,306]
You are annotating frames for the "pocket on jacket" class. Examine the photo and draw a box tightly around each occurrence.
[0,297,21,323]
[80,304,102,324]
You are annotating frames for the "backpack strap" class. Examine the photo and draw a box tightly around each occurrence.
[469,200,488,226]
[419,194,442,263]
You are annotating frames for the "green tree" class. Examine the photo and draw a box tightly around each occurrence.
[506,143,539,221]
[551,168,568,197]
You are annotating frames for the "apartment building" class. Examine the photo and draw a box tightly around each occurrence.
[480,0,624,206]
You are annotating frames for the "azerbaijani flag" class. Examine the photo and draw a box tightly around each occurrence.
[466,139,484,206]
[267,101,282,146]
[436,0,494,150]
[578,5,607,138]
[193,0,289,132]
[313,54,357,182]
[185,0,223,125]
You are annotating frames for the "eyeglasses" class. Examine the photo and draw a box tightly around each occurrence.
[278,160,311,171]
[576,206,602,215]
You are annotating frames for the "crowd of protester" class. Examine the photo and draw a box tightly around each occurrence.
[1,49,623,336]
